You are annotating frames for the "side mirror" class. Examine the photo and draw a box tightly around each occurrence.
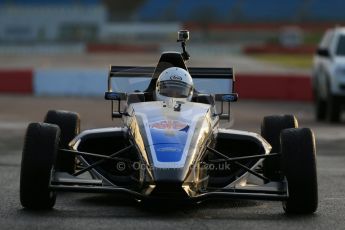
[215,93,238,102]
[214,93,238,122]
[104,92,126,100]
[105,92,127,119]
[221,93,238,102]
[316,48,330,57]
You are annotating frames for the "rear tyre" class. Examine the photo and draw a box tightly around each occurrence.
[20,123,60,209]
[44,110,80,174]
[281,128,318,214]
[261,115,298,180]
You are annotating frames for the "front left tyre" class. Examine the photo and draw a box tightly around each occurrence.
[20,123,60,209]
[281,128,318,214]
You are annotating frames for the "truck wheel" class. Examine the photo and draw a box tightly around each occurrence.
[326,95,341,123]
[281,128,318,214]
[314,91,326,121]
[261,115,298,180]
[20,123,60,209]
[44,110,80,174]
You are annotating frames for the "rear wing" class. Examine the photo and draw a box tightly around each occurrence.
[107,66,235,94]
[106,66,237,120]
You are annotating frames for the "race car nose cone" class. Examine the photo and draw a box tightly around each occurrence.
[153,144,184,162]
[152,167,186,183]
[150,168,189,198]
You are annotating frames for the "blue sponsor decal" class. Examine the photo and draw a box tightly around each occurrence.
[149,124,189,162]
[154,144,184,162]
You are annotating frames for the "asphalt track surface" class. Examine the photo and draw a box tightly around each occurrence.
[0,95,345,230]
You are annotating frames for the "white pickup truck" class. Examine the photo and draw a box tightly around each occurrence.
[312,27,345,123]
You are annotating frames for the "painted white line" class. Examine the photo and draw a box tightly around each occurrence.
[313,126,345,141]
[0,122,27,130]
[318,168,345,173]
[324,198,345,201]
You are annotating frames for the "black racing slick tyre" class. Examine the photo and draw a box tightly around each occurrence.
[44,110,80,174]
[261,115,298,180]
[20,123,60,209]
[281,128,318,214]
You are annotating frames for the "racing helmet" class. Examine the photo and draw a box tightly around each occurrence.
[155,67,193,101]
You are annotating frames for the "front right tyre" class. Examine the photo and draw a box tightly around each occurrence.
[281,128,318,214]
[20,122,60,209]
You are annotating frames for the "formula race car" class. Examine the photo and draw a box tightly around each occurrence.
[20,31,318,214]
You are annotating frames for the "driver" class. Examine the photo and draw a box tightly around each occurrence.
[155,67,194,101]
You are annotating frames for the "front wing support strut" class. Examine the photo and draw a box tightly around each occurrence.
[206,146,274,183]
[72,144,133,177]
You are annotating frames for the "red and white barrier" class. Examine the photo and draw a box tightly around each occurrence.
[235,73,312,101]
[0,69,33,94]
[0,68,313,101]
[34,69,108,96]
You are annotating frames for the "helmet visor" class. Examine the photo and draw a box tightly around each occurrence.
[158,80,193,98]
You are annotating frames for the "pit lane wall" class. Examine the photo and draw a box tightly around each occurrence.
[0,69,312,101]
